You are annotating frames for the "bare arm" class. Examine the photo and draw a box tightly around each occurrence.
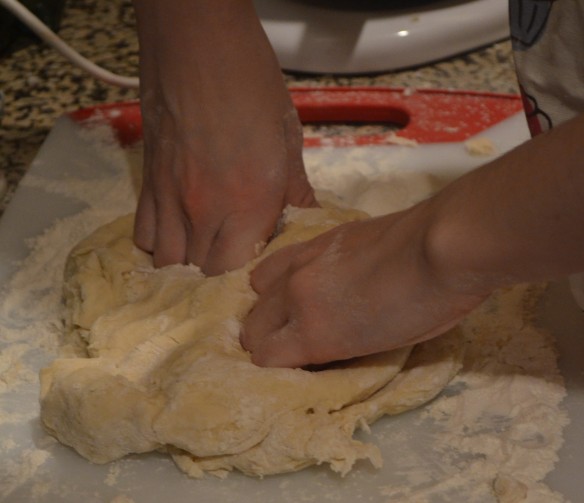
[428,112,584,292]
[132,0,316,274]
[242,113,584,367]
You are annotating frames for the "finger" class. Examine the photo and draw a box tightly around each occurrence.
[151,198,188,267]
[133,186,157,253]
[249,324,311,368]
[283,159,319,210]
[281,109,318,210]
[241,282,289,353]
[251,232,332,294]
[201,209,280,276]
[184,217,221,272]
[250,244,299,293]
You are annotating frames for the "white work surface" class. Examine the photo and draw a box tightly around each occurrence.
[1,112,583,502]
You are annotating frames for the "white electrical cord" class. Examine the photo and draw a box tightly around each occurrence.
[0,0,139,88]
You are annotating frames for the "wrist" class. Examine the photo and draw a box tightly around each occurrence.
[417,195,502,301]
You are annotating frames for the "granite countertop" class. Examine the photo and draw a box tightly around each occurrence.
[0,0,519,217]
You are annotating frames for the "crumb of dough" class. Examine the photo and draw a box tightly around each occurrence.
[465,136,496,156]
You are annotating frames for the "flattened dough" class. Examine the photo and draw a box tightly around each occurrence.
[40,206,463,478]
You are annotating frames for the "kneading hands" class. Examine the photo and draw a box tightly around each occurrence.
[133,0,584,368]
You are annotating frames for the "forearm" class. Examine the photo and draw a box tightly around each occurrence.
[424,113,584,295]
[241,114,584,366]
[132,0,289,131]
[133,0,271,73]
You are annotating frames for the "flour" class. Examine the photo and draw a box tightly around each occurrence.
[0,122,139,501]
[304,147,436,216]
[105,464,123,487]
[0,449,51,497]
[0,120,573,502]
[376,286,568,503]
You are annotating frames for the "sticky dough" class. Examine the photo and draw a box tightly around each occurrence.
[40,206,463,478]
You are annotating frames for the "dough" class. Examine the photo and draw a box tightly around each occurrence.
[40,206,463,478]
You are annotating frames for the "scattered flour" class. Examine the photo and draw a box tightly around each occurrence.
[375,285,568,503]
[0,449,51,497]
[0,120,572,502]
[105,464,123,487]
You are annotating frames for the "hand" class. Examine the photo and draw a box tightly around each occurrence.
[241,204,488,367]
[132,0,316,275]
[243,110,584,367]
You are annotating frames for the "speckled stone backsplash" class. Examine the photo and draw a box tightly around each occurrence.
[0,0,519,216]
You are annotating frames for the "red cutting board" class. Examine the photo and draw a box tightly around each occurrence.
[67,86,524,147]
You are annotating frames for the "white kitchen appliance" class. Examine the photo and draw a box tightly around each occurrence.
[254,0,509,73]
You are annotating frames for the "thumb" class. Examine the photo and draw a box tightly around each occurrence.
[203,210,279,275]
[241,281,310,368]
[243,323,310,369]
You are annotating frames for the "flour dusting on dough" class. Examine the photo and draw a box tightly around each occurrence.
[40,208,463,479]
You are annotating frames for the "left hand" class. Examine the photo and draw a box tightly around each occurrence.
[241,205,488,367]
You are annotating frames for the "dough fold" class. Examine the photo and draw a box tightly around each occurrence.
[40,206,463,477]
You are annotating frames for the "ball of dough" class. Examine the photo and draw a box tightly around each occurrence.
[40,207,463,478]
